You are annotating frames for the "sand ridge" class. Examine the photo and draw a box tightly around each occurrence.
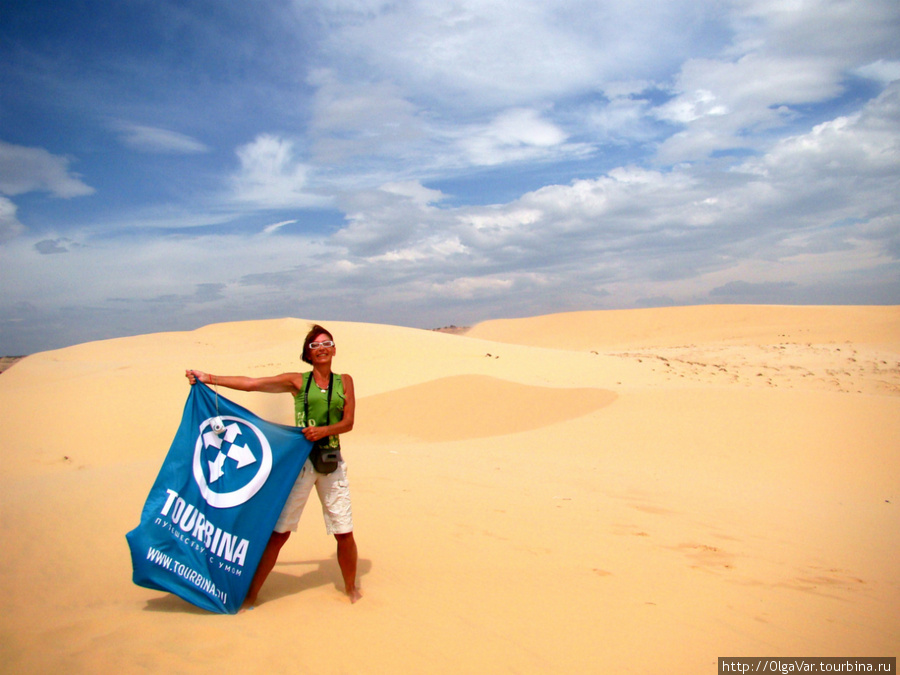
[0,305,897,673]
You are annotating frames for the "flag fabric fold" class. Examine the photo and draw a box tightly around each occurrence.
[126,381,310,613]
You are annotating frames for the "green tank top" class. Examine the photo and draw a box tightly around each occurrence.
[294,372,345,436]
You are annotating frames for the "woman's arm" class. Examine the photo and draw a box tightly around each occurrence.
[302,374,356,442]
[185,369,301,395]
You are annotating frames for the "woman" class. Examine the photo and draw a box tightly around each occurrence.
[185,324,361,607]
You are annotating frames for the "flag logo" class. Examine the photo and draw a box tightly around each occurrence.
[192,416,273,508]
[128,382,310,613]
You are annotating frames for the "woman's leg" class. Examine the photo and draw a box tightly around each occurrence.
[242,530,291,609]
[335,531,361,603]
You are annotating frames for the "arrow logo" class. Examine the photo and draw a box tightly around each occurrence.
[194,415,273,509]
[227,442,256,469]
[209,451,227,483]
[203,422,257,484]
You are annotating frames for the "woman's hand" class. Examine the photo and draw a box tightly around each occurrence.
[302,425,328,443]
[185,369,208,385]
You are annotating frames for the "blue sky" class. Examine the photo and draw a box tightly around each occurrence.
[1,0,898,354]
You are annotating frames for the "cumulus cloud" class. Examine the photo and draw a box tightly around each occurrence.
[654,52,847,162]
[332,181,450,256]
[312,81,900,313]
[583,95,663,145]
[0,141,94,198]
[0,196,24,242]
[379,181,445,206]
[230,134,329,209]
[457,109,576,167]
[652,0,900,162]
[737,82,900,216]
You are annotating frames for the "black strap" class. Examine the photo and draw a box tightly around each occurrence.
[303,371,333,430]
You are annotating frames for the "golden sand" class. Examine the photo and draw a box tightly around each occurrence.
[1,305,897,673]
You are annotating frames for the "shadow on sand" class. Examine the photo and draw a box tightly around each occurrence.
[142,556,372,614]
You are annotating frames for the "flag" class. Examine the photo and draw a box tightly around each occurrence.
[126,381,311,613]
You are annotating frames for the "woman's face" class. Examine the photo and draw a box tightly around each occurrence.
[309,332,335,364]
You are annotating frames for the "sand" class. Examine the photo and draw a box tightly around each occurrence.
[0,305,897,673]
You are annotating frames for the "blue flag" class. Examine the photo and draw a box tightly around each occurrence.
[126,381,311,613]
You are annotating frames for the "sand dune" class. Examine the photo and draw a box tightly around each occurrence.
[0,305,897,673]
[356,375,617,441]
[468,304,900,348]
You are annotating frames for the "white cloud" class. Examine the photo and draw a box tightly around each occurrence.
[732,0,899,64]
[583,96,658,144]
[369,235,468,263]
[461,208,542,233]
[0,196,24,242]
[116,123,210,154]
[333,181,453,255]
[740,83,900,185]
[313,0,725,108]
[0,141,94,198]
[653,53,845,162]
[458,109,574,166]
[306,72,585,181]
[262,219,297,235]
[652,0,900,162]
[313,82,900,314]
[300,0,899,179]
[379,181,445,206]
[230,134,329,209]
[657,88,730,124]
[856,59,900,84]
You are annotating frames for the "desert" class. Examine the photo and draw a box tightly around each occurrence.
[1,305,897,673]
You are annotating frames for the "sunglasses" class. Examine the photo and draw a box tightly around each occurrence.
[308,340,335,349]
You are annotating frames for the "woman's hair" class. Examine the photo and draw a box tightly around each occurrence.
[301,324,334,365]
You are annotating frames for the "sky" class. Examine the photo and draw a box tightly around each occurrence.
[1,0,898,355]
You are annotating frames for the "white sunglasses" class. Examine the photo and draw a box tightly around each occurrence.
[308,340,335,349]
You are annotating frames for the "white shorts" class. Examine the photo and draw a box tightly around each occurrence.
[274,459,353,535]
